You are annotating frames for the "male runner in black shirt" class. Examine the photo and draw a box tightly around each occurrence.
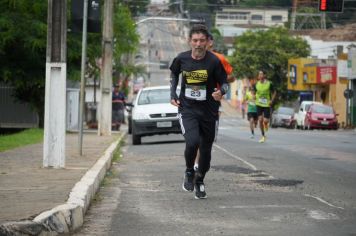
[170,24,229,199]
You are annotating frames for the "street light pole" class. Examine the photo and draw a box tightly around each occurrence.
[78,0,89,155]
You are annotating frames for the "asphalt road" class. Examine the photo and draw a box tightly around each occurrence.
[73,115,356,236]
[73,16,356,236]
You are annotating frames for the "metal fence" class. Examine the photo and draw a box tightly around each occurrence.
[0,84,39,128]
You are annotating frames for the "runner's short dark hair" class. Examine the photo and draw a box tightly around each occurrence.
[207,32,214,40]
[189,24,209,39]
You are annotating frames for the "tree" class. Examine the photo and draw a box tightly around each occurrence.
[112,4,140,93]
[0,0,48,126]
[230,27,310,105]
[0,0,140,127]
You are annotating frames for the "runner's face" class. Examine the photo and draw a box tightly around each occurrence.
[258,71,265,81]
[189,33,208,58]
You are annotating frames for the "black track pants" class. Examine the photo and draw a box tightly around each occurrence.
[178,110,217,179]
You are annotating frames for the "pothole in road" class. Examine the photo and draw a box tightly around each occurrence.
[254,179,304,187]
[212,166,303,188]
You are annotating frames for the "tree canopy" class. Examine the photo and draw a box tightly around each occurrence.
[0,0,48,123]
[0,0,140,127]
[230,27,310,104]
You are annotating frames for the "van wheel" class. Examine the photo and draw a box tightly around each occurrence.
[132,134,141,145]
[128,121,132,134]
[132,125,141,145]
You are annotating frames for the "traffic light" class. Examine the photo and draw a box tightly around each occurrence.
[71,0,101,33]
[319,0,344,13]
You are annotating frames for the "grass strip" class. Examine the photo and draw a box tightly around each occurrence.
[0,128,43,152]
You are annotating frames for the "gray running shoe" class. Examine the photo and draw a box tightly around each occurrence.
[182,171,194,192]
[194,182,207,199]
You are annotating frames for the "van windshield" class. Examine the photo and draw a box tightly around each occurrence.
[138,88,180,105]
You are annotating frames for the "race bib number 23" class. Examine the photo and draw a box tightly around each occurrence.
[185,85,207,101]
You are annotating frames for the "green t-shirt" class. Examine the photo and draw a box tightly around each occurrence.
[245,91,257,113]
[255,80,273,107]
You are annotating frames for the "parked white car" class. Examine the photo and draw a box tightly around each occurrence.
[130,86,181,145]
[295,101,322,129]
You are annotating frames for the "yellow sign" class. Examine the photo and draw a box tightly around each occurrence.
[287,58,315,91]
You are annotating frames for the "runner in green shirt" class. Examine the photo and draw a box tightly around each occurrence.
[243,87,258,138]
[253,70,276,143]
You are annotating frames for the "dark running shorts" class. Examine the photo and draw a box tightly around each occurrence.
[247,112,258,120]
[256,106,271,119]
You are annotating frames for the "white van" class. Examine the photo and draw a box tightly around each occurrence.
[295,101,322,129]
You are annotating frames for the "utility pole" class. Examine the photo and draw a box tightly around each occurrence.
[347,45,356,127]
[78,0,89,155]
[98,0,114,136]
[43,0,67,168]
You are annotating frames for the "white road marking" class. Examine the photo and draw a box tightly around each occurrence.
[304,194,344,210]
[307,210,339,220]
[214,144,258,171]
[219,205,298,209]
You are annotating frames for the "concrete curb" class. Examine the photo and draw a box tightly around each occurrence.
[0,132,125,236]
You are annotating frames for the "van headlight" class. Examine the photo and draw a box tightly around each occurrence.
[133,112,149,120]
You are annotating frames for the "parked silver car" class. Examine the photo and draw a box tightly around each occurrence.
[130,86,181,145]
[271,106,296,129]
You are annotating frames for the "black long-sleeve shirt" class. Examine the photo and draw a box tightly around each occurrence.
[170,50,228,120]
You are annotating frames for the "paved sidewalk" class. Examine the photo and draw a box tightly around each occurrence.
[0,131,124,235]
[0,99,239,235]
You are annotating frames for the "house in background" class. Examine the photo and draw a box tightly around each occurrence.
[215,8,288,28]
[215,7,289,56]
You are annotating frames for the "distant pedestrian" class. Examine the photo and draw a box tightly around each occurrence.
[254,70,276,143]
[170,24,228,199]
[112,84,126,130]
[243,86,258,138]
[241,87,247,120]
